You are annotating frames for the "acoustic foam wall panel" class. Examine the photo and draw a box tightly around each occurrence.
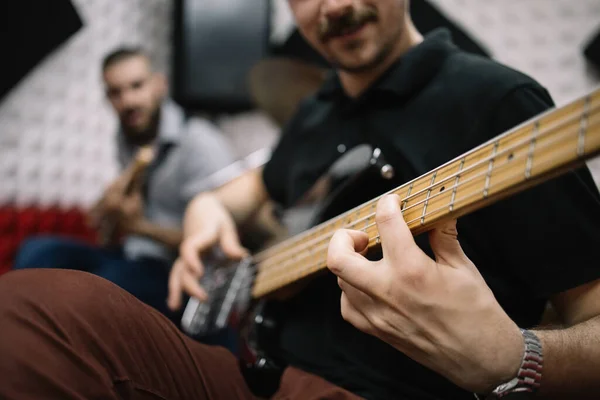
[0,0,83,101]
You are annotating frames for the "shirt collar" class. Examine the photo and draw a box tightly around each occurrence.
[156,98,185,145]
[317,28,458,102]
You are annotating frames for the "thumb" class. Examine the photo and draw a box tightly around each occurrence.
[219,223,248,260]
[428,219,478,273]
[327,229,379,295]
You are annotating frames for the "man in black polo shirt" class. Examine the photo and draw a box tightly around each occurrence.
[2,1,600,399]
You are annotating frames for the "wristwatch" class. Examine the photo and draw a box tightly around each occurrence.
[475,329,543,399]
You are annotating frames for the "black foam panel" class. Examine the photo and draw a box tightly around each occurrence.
[0,0,83,101]
[583,27,600,70]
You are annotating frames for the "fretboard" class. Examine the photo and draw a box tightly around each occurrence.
[251,88,600,298]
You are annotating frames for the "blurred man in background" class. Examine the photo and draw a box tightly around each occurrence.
[13,47,238,321]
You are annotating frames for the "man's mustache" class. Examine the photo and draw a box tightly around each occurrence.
[318,7,378,42]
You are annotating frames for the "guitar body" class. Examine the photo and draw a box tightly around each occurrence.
[238,300,287,397]
[179,145,400,396]
[237,147,403,397]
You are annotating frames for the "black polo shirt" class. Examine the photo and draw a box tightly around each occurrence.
[262,29,600,400]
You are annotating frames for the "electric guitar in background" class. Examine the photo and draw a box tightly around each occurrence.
[94,145,156,247]
[181,87,600,397]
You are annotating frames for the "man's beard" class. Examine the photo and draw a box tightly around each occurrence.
[122,107,160,146]
[329,38,396,73]
[318,5,397,73]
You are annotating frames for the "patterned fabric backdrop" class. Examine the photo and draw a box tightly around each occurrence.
[1,0,599,211]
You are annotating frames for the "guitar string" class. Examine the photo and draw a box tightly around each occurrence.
[253,100,597,264]
[252,118,599,292]
[252,100,593,261]
[254,105,598,271]
[255,135,598,292]
[254,113,598,283]
[254,100,596,264]
[255,121,597,285]
[253,141,599,295]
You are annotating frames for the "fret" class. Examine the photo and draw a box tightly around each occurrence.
[578,97,591,157]
[483,142,499,198]
[525,121,539,179]
[449,158,465,211]
[421,172,437,225]
[402,182,413,211]
[335,216,343,230]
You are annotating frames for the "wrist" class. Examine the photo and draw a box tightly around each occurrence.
[477,329,544,399]
[485,325,524,393]
[184,194,230,237]
[126,217,149,235]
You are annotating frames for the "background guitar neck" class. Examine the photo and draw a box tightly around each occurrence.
[97,145,155,246]
[121,148,155,194]
[251,87,600,298]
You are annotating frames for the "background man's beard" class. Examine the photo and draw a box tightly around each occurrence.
[122,108,160,145]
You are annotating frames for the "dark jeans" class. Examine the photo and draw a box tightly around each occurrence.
[0,269,361,400]
[13,236,238,353]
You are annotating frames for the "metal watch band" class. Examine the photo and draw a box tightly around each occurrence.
[474,328,543,399]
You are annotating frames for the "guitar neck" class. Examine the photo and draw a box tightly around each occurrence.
[123,145,156,193]
[251,87,600,299]
[98,145,155,246]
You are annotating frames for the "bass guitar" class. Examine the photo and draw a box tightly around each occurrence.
[181,87,600,396]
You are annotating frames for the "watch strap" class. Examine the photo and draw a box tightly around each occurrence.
[513,329,543,395]
[475,328,543,399]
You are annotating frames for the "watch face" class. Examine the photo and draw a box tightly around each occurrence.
[492,377,519,395]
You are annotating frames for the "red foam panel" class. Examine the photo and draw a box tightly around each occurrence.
[0,205,97,276]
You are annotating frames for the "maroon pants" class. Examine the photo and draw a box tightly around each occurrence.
[0,269,362,400]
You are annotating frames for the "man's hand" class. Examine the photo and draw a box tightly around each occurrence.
[114,191,144,234]
[327,194,524,394]
[87,176,130,229]
[167,193,248,311]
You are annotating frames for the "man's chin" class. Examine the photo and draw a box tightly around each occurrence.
[122,119,149,132]
[331,56,381,73]
[329,44,394,74]
[127,125,147,133]
[122,124,153,142]
[121,108,160,143]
